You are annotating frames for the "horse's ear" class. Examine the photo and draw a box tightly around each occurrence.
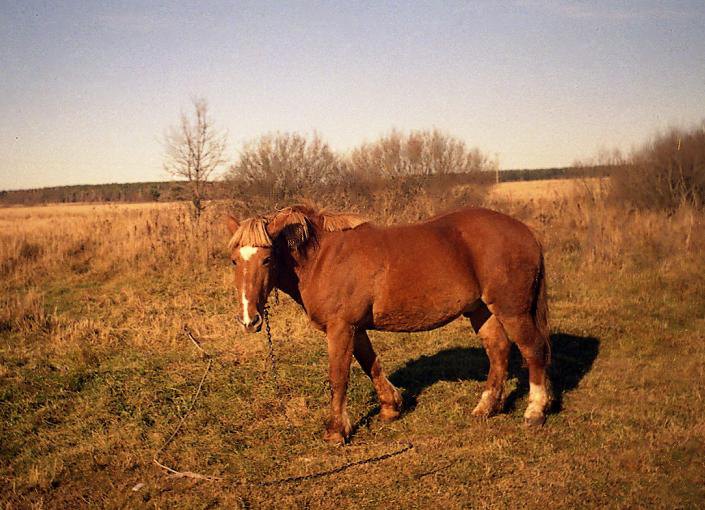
[226,215,240,234]
[266,208,310,248]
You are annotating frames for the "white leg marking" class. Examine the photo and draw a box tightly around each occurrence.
[525,382,549,420]
[239,246,258,261]
[472,389,498,416]
[529,382,549,406]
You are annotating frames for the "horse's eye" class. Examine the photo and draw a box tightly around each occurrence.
[231,259,237,267]
[262,257,271,266]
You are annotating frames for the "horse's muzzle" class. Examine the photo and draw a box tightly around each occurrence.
[238,313,262,333]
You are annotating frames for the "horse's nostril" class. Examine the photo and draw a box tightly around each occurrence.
[239,313,262,332]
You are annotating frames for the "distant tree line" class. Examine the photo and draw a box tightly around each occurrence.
[0,95,622,208]
[498,166,613,182]
[0,181,231,206]
[0,165,612,207]
[6,93,701,214]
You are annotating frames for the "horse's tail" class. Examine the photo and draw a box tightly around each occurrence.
[532,246,551,367]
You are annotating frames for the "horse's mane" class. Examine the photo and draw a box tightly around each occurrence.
[228,205,368,249]
[320,210,368,232]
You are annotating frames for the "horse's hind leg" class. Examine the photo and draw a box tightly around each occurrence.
[494,313,551,426]
[353,329,403,421]
[468,306,510,417]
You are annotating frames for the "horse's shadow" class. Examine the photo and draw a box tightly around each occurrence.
[352,333,599,432]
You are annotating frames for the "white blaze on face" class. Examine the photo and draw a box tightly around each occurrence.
[241,291,250,323]
[239,246,258,261]
[239,246,258,324]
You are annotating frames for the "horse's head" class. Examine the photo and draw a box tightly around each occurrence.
[226,206,368,334]
[226,216,275,333]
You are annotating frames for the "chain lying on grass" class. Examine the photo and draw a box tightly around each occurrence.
[261,304,279,394]
[152,313,413,485]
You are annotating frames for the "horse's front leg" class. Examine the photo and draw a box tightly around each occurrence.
[353,329,403,421]
[323,321,354,444]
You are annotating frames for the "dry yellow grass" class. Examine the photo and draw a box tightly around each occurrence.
[488,177,608,201]
[2,191,705,508]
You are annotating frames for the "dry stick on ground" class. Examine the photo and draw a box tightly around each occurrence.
[183,324,211,359]
[152,324,414,484]
[152,326,220,481]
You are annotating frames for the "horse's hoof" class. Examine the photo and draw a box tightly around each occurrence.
[523,413,546,427]
[379,407,401,422]
[471,404,493,418]
[472,390,501,417]
[323,430,346,445]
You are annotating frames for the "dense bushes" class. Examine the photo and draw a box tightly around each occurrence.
[225,130,495,221]
[610,123,705,211]
[348,129,494,178]
[226,133,346,203]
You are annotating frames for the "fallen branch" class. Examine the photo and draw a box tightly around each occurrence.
[183,324,211,358]
[152,326,215,480]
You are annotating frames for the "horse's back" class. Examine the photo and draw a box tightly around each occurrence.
[372,207,543,322]
[307,206,542,330]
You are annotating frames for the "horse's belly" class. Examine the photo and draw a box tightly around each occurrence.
[370,295,474,332]
[370,311,457,332]
[369,260,480,332]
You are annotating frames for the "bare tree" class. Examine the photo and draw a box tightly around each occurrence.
[163,98,227,220]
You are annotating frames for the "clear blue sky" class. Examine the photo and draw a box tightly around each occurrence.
[1,1,704,190]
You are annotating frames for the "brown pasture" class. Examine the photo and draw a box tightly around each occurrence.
[1,179,704,508]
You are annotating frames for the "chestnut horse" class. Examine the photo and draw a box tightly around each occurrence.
[226,204,551,443]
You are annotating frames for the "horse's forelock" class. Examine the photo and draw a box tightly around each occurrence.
[227,218,272,249]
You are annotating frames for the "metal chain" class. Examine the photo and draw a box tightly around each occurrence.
[262,303,279,394]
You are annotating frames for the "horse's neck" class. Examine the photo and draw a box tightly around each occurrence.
[274,241,320,307]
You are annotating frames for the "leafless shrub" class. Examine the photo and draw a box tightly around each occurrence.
[18,240,42,261]
[349,129,495,178]
[225,130,495,220]
[609,122,705,211]
[226,132,346,212]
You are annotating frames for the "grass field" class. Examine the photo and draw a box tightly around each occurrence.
[2,184,705,508]
[487,178,607,201]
